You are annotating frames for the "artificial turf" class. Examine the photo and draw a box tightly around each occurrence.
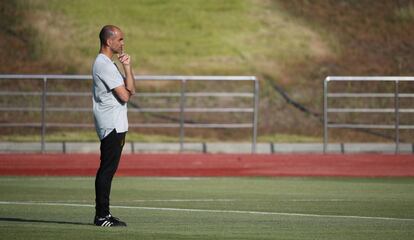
[1,177,413,239]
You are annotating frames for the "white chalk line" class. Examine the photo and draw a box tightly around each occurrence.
[0,201,413,222]
[9,199,236,203]
[10,199,368,203]
[130,199,236,202]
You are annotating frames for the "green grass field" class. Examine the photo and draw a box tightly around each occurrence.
[1,177,413,239]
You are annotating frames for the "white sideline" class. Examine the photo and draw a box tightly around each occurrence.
[131,199,236,202]
[0,201,413,222]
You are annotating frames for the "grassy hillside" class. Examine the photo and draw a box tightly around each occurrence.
[3,0,330,75]
[277,0,414,142]
[1,0,413,142]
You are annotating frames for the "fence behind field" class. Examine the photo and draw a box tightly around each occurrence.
[323,76,414,153]
[0,74,259,153]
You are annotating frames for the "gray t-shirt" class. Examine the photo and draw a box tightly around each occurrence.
[92,53,128,140]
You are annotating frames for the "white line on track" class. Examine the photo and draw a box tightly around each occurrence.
[0,201,413,222]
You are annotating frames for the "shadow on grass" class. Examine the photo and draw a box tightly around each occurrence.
[0,217,92,226]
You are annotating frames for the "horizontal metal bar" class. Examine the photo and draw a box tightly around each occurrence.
[0,107,254,113]
[135,92,254,97]
[0,107,42,111]
[183,123,253,128]
[328,108,394,113]
[46,108,91,112]
[327,123,414,130]
[130,123,253,128]
[0,123,41,127]
[0,123,92,128]
[46,123,94,128]
[185,108,254,113]
[185,92,254,97]
[0,91,254,98]
[328,108,414,113]
[137,75,257,81]
[396,93,414,98]
[7,107,411,114]
[0,92,42,96]
[0,74,92,80]
[393,109,413,113]
[125,108,172,113]
[328,124,396,129]
[0,74,257,81]
[135,93,181,97]
[328,93,414,98]
[129,108,254,113]
[129,123,180,128]
[47,92,91,97]
[326,76,414,82]
[0,123,253,129]
[0,91,91,97]
[0,107,92,112]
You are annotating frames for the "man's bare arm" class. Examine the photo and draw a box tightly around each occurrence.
[113,53,135,103]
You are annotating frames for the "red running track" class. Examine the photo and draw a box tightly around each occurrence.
[0,153,413,177]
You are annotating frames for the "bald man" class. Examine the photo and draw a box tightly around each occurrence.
[92,25,135,227]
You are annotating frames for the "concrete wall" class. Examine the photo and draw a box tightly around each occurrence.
[0,142,413,154]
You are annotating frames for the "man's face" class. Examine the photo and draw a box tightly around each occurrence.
[108,29,124,54]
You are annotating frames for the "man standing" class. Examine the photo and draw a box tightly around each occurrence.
[92,25,135,227]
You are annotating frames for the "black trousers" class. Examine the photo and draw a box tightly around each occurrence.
[95,129,126,217]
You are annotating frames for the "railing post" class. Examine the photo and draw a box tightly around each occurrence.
[41,77,47,153]
[395,80,400,154]
[252,78,259,153]
[179,79,186,152]
[323,78,328,153]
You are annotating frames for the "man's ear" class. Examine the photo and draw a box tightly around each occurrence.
[106,38,112,48]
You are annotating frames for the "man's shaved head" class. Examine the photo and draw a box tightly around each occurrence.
[99,25,121,46]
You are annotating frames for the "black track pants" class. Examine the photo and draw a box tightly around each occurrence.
[95,129,126,217]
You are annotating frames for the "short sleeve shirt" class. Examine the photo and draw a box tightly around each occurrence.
[92,53,128,140]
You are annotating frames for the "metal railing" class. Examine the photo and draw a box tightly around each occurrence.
[0,74,259,153]
[323,76,414,153]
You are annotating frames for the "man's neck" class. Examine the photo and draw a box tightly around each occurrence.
[99,47,113,59]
